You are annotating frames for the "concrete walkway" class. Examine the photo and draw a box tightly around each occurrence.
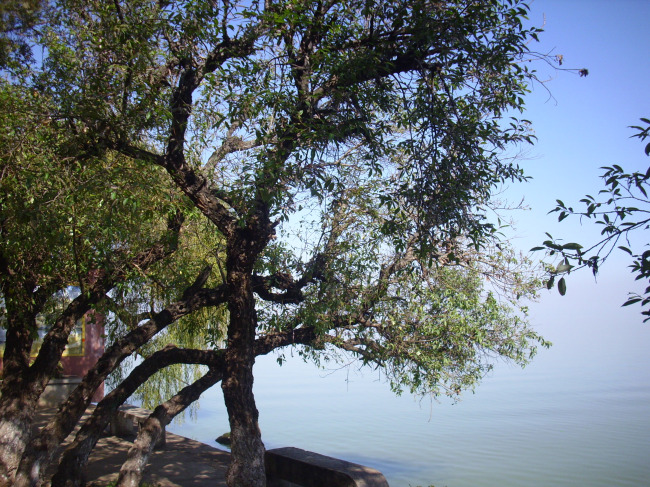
[34,408,390,487]
[34,408,231,487]
[84,431,230,487]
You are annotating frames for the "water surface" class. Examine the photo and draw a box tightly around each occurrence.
[168,283,650,486]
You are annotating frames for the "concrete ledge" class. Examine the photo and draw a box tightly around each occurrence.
[110,404,166,449]
[37,376,82,408]
[265,447,389,487]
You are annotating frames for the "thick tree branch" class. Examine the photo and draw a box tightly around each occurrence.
[14,280,229,487]
[254,326,319,355]
[49,346,224,487]
[156,20,269,237]
[115,366,223,487]
[251,272,304,304]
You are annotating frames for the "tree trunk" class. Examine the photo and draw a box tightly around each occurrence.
[1,280,108,486]
[0,392,37,487]
[11,308,102,487]
[222,267,266,487]
[116,367,223,487]
[0,302,39,487]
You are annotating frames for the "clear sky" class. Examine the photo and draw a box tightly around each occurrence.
[511,0,649,247]
[503,0,650,370]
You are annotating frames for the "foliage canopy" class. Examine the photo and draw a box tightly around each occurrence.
[0,1,556,486]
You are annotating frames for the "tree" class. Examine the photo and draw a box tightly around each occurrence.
[1,1,555,486]
[536,118,650,321]
[0,0,42,71]
[0,76,205,485]
[0,53,234,485]
[0,75,232,486]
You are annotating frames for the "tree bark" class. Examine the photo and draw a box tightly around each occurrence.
[116,366,223,487]
[7,292,104,485]
[222,265,266,487]
[0,288,43,487]
[0,386,37,487]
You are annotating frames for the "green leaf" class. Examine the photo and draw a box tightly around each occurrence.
[558,277,566,296]
[623,297,642,307]
[543,240,563,251]
[529,246,545,252]
[618,246,633,255]
[546,275,555,290]
[561,243,583,251]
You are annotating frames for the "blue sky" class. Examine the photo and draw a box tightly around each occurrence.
[512,0,649,246]
[502,0,650,370]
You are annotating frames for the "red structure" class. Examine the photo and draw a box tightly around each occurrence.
[0,311,105,403]
[60,311,105,402]
[60,313,103,373]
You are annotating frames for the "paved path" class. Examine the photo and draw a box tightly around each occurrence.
[84,431,230,486]
[35,408,230,487]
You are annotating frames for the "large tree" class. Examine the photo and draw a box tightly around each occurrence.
[1,1,554,486]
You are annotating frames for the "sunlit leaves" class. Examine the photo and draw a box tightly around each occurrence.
[8,0,556,406]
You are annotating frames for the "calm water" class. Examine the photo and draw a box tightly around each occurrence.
[168,283,650,487]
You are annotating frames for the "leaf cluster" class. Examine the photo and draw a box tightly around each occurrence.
[0,0,42,73]
[534,118,650,320]
[259,167,546,399]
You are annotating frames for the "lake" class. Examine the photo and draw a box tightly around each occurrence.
[167,276,650,487]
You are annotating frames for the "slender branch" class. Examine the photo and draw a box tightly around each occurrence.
[205,123,259,173]
[322,335,379,364]
[313,44,442,102]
